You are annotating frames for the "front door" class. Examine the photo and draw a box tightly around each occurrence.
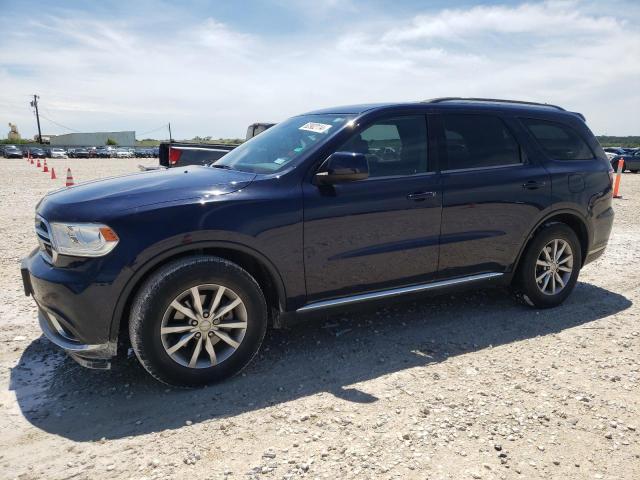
[302,115,442,303]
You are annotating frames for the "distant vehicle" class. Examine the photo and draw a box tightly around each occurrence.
[3,145,24,158]
[602,147,625,161]
[22,98,613,386]
[115,147,134,158]
[96,147,112,158]
[28,147,47,159]
[246,122,275,140]
[610,149,640,172]
[87,147,98,158]
[134,148,153,158]
[603,147,626,155]
[623,150,640,173]
[50,148,68,159]
[159,122,275,168]
[70,148,90,159]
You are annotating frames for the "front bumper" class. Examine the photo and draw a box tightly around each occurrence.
[38,310,115,369]
[21,252,118,369]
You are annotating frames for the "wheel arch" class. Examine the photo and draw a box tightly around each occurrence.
[514,209,590,276]
[110,241,287,344]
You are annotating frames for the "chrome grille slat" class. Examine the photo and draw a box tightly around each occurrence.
[35,215,54,262]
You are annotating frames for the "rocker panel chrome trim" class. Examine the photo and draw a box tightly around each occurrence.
[297,272,504,313]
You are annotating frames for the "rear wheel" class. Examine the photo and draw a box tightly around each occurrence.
[129,256,267,386]
[513,223,581,308]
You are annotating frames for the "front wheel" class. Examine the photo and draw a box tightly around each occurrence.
[129,256,268,386]
[513,223,582,308]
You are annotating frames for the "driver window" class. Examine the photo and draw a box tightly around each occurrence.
[338,115,428,178]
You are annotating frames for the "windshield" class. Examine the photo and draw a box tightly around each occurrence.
[213,114,354,174]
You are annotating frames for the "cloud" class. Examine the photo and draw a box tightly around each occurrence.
[382,1,620,42]
[0,1,638,139]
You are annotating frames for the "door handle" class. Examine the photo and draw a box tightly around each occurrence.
[522,180,545,190]
[407,191,436,201]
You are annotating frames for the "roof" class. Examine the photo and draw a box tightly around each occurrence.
[303,98,583,120]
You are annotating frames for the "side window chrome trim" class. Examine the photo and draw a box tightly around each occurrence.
[441,163,524,174]
[359,171,438,181]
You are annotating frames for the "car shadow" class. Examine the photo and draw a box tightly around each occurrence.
[9,282,631,442]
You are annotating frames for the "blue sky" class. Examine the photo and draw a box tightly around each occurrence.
[1,0,639,139]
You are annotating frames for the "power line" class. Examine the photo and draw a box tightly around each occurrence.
[138,123,169,137]
[38,113,80,133]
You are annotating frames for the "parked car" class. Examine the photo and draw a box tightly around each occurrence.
[70,148,90,159]
[28,147,47,159]
[624,150,640,173]
[50,148,68,159]
[96,147,113,158]
[610,149,640,172]
[87,147,98,158]
[21,98,614,386]
[115,147,134,158]
[134,148,153,158]
[3,145,24,158]
[603,147,625,161]
[159,122,274,168]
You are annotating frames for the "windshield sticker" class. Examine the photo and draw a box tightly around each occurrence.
[299,122,332,134]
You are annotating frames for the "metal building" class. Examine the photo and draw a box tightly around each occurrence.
[50,131,135,147]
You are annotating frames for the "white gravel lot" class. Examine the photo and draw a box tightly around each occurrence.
[0,158,638,480]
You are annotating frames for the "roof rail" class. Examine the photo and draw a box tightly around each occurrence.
[424,97,566,112]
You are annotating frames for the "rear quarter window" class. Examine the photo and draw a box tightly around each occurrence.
[521,118,594,160]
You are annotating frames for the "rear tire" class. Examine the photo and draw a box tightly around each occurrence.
[513,223,581,308]
[129,255,267,387]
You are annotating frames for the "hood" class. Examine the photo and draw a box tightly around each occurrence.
[37,166,255,221]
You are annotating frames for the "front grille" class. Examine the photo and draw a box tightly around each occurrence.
[35,215,54,261]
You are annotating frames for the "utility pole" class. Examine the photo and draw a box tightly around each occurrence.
[30,95,42,144]
[168,122,173,142]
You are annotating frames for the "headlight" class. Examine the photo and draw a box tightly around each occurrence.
[49,222,119,257]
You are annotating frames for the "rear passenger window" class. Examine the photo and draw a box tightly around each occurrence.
[338,116,428,178]
[522,118,593,160]
[442,114,521,170]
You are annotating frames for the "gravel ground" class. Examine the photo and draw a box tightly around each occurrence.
[0,158,638,480]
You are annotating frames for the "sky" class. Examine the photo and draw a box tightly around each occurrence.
[1,0,639,140]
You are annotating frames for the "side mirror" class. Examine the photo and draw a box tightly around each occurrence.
[315,151,369,185]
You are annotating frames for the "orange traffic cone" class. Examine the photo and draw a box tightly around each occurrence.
[30,158,34,165]
[613,159,623,199]
[65,168,75,187]
[36,159,41,168]
[43,159,49,173]
[51,167,57,180]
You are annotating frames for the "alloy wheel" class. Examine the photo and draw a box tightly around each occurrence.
[160,284,247,368]
[535,239,574,296]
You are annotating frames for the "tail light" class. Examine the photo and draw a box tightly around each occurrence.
[168,147,182,165]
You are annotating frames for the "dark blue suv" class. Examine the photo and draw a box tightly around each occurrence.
[21,98,614,386]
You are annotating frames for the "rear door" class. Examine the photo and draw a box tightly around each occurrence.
[302,114,442,302]
[435,112,551,278]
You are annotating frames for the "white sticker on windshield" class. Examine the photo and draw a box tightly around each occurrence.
[299,122,332,134]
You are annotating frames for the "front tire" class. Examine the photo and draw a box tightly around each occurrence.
[513,223,581,308]
[129,256,267,387]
